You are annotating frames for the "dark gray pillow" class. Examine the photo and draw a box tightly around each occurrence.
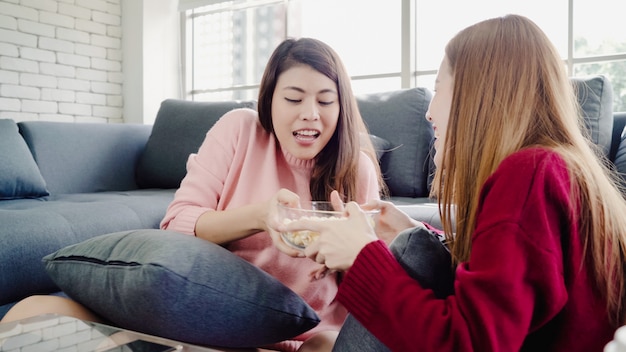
[369,134,392,162]
[358,88,434,198]
[42,229,319,349]
[333,227,453,352]
[136,99,257,189]
[572,75,614,158]
[613,124,626,192]
[0,119,48,199]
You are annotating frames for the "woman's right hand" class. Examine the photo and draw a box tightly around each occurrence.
[265,189,306,257]
[361,199,424,245]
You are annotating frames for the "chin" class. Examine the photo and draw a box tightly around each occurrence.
[289,144,323,160]
[296,153,317,160]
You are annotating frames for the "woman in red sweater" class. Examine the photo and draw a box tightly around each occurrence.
[284,14,626,351]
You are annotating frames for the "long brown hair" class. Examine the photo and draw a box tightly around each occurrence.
[431,14,626,325]
[257,37,385,202]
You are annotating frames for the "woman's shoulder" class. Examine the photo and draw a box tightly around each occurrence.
[209,108,262,135]
[500,147,567,172]
[357,150,377,170]
[478,147,574,234]
[490,147,570,194]
[216,107,259,125]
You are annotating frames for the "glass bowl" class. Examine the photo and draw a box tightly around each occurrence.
[278,201,377,250]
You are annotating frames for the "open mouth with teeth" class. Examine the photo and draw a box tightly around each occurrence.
[293,129,320,141]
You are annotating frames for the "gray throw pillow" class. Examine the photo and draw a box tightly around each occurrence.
[369,134,392,162]
[0,119,48,199]
[43,229,320,348]
[571,75,614,158]
[357,88,434,198]
[136,99,257,189]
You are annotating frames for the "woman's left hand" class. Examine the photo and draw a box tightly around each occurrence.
[285,201,378,271]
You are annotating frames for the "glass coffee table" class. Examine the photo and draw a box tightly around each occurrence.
[0,314,256,352]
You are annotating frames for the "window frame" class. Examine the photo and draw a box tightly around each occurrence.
[181,0,626,109]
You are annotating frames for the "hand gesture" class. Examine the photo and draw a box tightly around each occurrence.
[285,201,378,271]
[361,199,425,244]
[265,188,305,257]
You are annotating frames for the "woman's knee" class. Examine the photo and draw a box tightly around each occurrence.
[1,295,101,323]
[298,331,338,352]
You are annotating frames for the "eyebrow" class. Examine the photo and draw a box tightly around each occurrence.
[283,86,338,95]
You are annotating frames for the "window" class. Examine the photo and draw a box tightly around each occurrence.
[183,0,287,101]
[181,0,626,111]
[572,0,626,111]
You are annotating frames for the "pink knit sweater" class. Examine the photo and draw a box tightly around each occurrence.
[161,108,380,350]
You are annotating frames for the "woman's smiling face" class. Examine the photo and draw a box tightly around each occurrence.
[271,64,340,160]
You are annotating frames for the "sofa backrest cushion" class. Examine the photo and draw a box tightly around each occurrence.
[136,99,257,189]
[18,121,152,194]
[572,74,614,158]
[357,87,434,198]
[0,119,49,199]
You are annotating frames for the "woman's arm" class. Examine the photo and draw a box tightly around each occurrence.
[193,201,268,244]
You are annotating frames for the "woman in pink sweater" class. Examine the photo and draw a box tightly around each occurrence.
[1,38,384,352]
[284,15,626,351]
[159,37,383,351]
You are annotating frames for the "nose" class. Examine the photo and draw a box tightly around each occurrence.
[425,111,433,122]
[300,100,320,120]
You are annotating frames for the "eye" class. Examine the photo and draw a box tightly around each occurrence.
[285,98,301,103]
[319,100,334,106]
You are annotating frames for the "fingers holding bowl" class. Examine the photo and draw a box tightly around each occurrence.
[277,201,343,250]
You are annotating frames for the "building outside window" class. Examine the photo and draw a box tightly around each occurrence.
[180,0,626,112]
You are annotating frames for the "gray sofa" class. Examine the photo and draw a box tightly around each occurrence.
[0,76,623,320]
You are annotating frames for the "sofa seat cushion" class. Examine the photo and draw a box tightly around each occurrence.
[0,119,48,200]
[0,189,175,307]
[43,229,320,349]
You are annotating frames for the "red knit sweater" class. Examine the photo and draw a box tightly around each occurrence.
[337,147,614,351]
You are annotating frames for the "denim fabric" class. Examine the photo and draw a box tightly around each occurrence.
[43,229,320,348]
[333,226,454,352]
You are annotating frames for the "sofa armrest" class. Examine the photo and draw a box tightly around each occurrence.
[18,121,152,194]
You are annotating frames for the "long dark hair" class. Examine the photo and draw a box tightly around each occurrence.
[257,37,383,202]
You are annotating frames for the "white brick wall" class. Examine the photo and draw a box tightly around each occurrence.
[0,0,123,123]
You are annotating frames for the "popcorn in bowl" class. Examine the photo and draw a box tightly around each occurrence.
[278,201,377,250]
